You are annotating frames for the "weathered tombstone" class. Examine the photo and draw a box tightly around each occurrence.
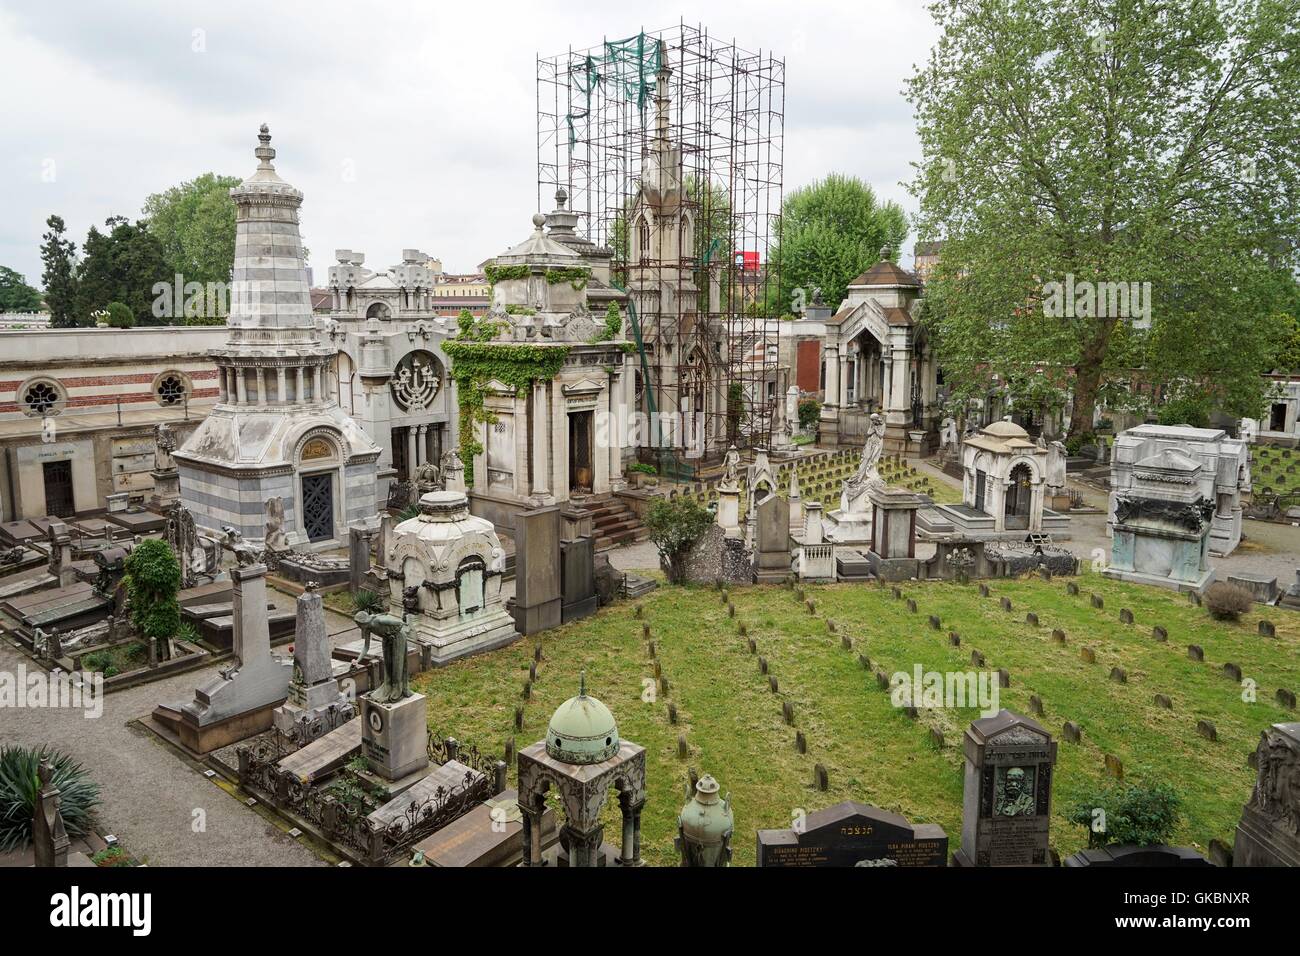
[858,653,871,670]
[906,598,918,613]
[978,584,990,598]
[948,632,961,647]
[1066,581,1079,596]
[841,634,852,651]
[782,701,794,725]
[1090,594,1104,609]
[1277,689,1297,710]
[757,802,948,867]
[667,702,677,724]
[1025,612,1038,627]
[1152,625,1168,642]
[1188,644,1204,661]
[512,506,562,634]
[1188,590,1202,607]
[813,763,829,791]
[795,731,806,754]
[1052,629,1066,645]
[1197,719,1218,742]
[996,668,1010,688]
[971,650,985,668]
[31,761,69,867]
[1000,597,1012,612]
[928,615,941,630]
[1110,667,1127,684]
[1234,722,1300,866]
[876,670,890,690]
[1224,662,1242,682]
[1028,695,1043,717]
[747,638,757,654]
[273,584,352,743]
[769,675,779,694]
[1259,620,1276,638]
[1080,647,1095,664]
[1119,608,1134,624]
[759,656,768,675]
[677,734,689,759]
[1104,754,1123,780]
[954,711,1057,867]
[1154,694,1172,709]
[752,495,792,584]
[1063,721,1083,743]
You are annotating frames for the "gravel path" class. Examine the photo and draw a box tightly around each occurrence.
[0,637,327,867]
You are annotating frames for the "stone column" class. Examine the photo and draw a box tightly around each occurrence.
[415,424,426,466]
[276,366,286,404]
[235,367,247,404]
[620,793,636,864]
[551,381,567,500]
[313,365,323,403]
[295,366,305,403]
[531,380,550,499]
[406,427,418,479]
[594,386,611,494]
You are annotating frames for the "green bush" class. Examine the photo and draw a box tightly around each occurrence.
[1067,783,1182,849]
[644,497,715,585]
[798,397,821,429]
[628,463,657,476]
[105,301,135,329]
[124,538,181,659]
[0,746,101,851]
[353,589,383,614]
[1157,394,1211,429]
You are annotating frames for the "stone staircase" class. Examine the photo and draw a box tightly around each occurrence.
[576,495,649,551]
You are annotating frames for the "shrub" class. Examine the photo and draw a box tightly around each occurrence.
[1156,394,1211,429]
[0,746,101,851]
[628,462,657,476]
[798,397,821,430]
[124,538,181,660]
[105,301,135,329]
[1067,783,1181,849]
[644,497,715,585]
[1203,582,1253,621]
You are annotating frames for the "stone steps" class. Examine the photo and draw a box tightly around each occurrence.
[577,496,649,551]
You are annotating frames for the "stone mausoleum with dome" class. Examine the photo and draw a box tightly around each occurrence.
[516,677,647,867]
[384,489,517,665]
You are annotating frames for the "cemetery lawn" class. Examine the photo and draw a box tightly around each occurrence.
[412,570,1296,866]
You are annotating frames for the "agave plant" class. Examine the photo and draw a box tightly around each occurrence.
[0,746,101,852]
[353,589,383,614]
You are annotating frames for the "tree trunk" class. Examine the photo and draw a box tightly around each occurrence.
[1068,321,1116,439]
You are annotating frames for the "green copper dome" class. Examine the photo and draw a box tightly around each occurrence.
[546,675,619,765]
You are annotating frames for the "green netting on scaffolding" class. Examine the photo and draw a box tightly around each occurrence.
[566,32,663,150]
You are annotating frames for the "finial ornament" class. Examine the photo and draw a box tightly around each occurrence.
[880,245,891,261]
[255,124,276,170]
[579,671,586,697]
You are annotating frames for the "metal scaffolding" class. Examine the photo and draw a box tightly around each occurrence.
[537,21,785,477]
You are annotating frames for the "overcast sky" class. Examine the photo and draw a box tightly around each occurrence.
[0,0,938,288]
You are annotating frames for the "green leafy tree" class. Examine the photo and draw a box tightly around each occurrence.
[770,173,909,315]
[0,266,42,312]
[124,538,181,662]
[105,301,135,329]
[76,216,170,326]
[908,0,1300,438]
[644,497,715,585]
[142,173,241,296]
[1067,783,1182,848]
[39,215,79,328]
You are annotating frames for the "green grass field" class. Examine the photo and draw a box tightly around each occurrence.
[412,571,1297,866]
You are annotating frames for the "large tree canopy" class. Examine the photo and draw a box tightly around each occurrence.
[0,266,42,312]
[908,0,1300,436]
[76,216,170,325]
[770,173,909,316]
[142,173,240,294]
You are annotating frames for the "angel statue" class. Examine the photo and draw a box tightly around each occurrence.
[842,414,887,509]
[721,444,741,486]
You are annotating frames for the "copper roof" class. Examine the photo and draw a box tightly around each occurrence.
[849,260,922,288]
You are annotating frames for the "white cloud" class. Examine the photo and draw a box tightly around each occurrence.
[0,0,938,287]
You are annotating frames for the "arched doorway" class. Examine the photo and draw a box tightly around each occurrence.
[1004,463,1033,531]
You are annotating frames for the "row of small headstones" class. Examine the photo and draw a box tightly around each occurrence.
[889,579,1203,782]
[721,582,832,793]
[503,641,550,766]
[636,604,692,756]
[1063,581,1296,713]
[787,580,953,762]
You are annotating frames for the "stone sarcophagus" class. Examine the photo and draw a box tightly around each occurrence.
[386,491,519,665]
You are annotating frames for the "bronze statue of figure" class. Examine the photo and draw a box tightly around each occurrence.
[354,610,411,703]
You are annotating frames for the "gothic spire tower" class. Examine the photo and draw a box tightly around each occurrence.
[174,126,380,549]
